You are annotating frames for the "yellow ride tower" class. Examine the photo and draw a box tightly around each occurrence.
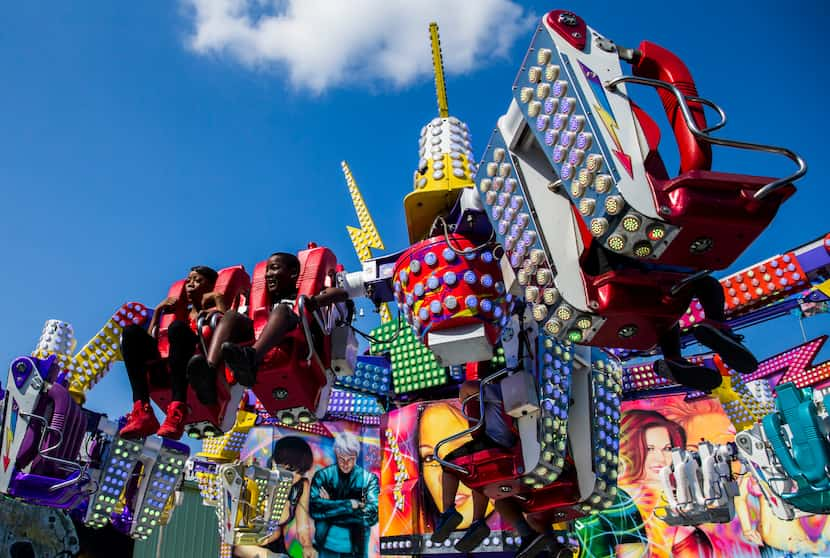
[403,22,477,243]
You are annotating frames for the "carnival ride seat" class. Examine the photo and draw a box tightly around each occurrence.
[511,346,622,524]
[445,383,526,500]
[248,244,354,424]
[762,382,830,514]
[149,265,251,437]
[618,40,798,270]
[212,462,295,546]
[475,9,804,350]
[735,422,803,521]
[477,102,705,351]
[516,466,583,524]
[533,10,802,271]
[83,430,189,540]
[658,442,738,526]
[579,262,694,349]
[0,355,94,510]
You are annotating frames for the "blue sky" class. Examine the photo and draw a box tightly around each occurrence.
[1,0,828,424]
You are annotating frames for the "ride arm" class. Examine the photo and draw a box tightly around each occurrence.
[201,291,228,313]
[309,288,351,311]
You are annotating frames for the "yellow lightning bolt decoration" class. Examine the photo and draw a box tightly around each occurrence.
[595,104,633,177]
[430,22,449,118]
[342,160,392,323]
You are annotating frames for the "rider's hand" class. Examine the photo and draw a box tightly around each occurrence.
[155,296,178,311]
[202,291,224,307]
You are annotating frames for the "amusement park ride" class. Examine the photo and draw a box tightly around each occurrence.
[1,8,829,558]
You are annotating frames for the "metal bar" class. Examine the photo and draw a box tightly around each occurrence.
[433,368,511,475]
[687,96,727,133]
[606,75,807,199]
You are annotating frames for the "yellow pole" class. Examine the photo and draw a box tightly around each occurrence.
[430,22,449,118]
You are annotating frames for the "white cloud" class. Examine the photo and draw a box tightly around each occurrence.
[181,0,535,92]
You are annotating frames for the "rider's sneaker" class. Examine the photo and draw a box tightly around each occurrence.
[157,401,189,440]
[654,358,722,392]
[222,342,258,387]
[119,400,160,439]
[692,323,758,374]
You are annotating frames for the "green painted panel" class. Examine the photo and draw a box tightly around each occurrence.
[133,482,219,558]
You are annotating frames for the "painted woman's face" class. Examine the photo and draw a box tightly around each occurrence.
[417,403,493,529]
[643,426,673,483]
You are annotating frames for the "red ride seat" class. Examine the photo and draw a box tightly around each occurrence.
[582,268,693,350]
[519,465,584,524]
[650,170,794,270]
[248,244,337,422]
[447,446,525,500]
[150,265,251,432]
[568,199,694,350]
[631,41,795,270]
[445,389,525,500]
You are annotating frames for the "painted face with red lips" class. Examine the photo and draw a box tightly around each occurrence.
[643,426,673,483]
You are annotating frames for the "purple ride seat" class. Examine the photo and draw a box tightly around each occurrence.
[15,382,87,480]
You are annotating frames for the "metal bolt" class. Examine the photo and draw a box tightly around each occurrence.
[559,12,577,26]
[571,31,582,39]
[596,37,616,52]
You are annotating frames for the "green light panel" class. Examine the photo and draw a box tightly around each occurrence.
[369,321,448,394]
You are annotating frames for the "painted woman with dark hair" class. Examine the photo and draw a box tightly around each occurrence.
[618,409,714,558]
[233,436,316,558]
[119,265,225,440]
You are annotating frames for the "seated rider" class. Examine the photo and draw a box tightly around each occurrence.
[431,377,516,552]
[583,244,758,392]
[189,252,348,395]
[120,265,226,440]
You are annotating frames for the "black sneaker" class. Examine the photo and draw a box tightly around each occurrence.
[431,507,463,544]
[515,533,554,558]
[654,359,722,392]
[222,342,258,387]
[454,519,491,552]
[187,355,218,405]
[691,323,758,374]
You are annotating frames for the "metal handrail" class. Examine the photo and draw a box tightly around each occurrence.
[688,96,727,134]
[433,367,511,475]
[18,411,88,491]
[296,296,328,374]
[606,75,807,199]
[196,310,223,356]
